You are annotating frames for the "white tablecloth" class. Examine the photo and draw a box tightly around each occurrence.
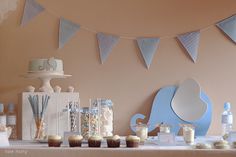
[0,136,235,157]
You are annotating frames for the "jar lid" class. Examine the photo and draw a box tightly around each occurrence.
[92,99,113,107]
[160,124,171,128]
[134,122,148,128]
[180,123,195,128]
[101,99,113,106]
[0,103,4,113]
[80,107,90,113]
[8,103,15,112]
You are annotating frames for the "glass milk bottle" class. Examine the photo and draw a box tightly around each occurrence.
[221,102,233,139]
[7,103,17,139]
[0,103,6,126]
[100,99,113,137]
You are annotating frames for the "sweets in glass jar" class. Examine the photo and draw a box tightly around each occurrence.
[100,99,113,137]
[80,107,90,139]
[181,124,195,144]
[135,123,148,143]
[89,108,100,136]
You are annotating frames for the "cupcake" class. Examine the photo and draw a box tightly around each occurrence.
[232,141,236,148]
[48,135,62,147]
[106,135,120,148]
[68,135,83,147]
[213,140,230,149]
[195,143,212,149]
[88,135,103,147]
[126,135,140,147]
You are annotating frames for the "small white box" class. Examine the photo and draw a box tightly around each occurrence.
[158,133,176,146]
[0,132,9,147]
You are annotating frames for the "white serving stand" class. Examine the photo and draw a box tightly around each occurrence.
[22,72,71,92]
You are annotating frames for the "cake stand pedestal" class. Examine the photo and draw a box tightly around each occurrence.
[22,73,71,92]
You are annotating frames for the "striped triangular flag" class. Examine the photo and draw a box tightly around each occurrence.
[177,31,200,63]
[59,17,80,49]
[97,32,120,64]
[216,15,236,44]
[136,37,160,69]
[21,0,44,26]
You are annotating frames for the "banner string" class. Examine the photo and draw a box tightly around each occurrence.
[42,2,230,40]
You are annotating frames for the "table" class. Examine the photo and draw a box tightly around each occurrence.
[0,136,236,157]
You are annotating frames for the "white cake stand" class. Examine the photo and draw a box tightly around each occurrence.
[22,72,71,92]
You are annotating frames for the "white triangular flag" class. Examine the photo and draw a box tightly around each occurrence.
[216,15,236,43]
[177,31,200,63]
[59,17,80,49]
[137,37,160,69]
[21,0,44,26]
[97,32,120,64]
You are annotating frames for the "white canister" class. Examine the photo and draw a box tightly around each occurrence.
[183,125,195,144]
[159,124,171,133]
[135,123,148,142]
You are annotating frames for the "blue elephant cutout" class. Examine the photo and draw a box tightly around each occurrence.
[130,85,212,136]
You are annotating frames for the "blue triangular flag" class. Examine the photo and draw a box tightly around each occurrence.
[21,0,44,26]
[97,32,120,64]
[216,15,236,43]
[59,17,80,49]
[136,37,160,69]
[177,31,200,63]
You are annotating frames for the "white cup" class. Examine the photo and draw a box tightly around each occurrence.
[135,124,148,143]
[183,126,195,144]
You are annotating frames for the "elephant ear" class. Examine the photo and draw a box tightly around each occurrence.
[171,78,207,122]
[47,57,57,71]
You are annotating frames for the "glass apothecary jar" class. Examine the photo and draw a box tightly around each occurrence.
[135,123,148,143]
[100,99,113,137]
[159,124,171,133]
[80,107,90,139]
[30,115,48,141]
[89,99,100,136]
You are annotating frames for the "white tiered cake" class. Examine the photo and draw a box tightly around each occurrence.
[28,57,64,75]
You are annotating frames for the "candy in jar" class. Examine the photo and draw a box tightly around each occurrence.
[99,99,113,137]
[135,123,148,143]
[89,99,100,136]
[159,124,171,133]
[181,124,195,144]
[80,107,90,139]
[89,108,100,136]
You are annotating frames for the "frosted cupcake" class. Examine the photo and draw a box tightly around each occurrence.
[232,141,236,148]
[88,135,103,147]
[68,135,83,147]
[126,135,140,147]
[195,143,212,149]
[48,135,62,147]
[213,140,230,149]
[106,135,120,148]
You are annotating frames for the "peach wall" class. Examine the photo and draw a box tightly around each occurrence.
[1,0,236,136]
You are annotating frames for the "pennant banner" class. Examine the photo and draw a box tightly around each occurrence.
[137,37,160,69]
[21,0,44,26]
[97,32,120,64]
[59,18,80,49]
[19,1,236,67]
[177,31,200,63]
[216,15,236,44]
